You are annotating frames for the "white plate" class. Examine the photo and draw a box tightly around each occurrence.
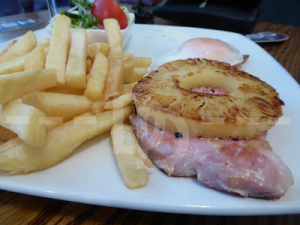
[1,25,300,216]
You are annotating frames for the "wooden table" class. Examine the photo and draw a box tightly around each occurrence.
[0,8,300,225]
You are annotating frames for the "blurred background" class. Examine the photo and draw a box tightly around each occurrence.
[1,0,299,28]
[258,0,299,27]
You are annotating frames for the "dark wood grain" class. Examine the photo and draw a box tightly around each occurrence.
[1,191,300,225]
[0,22,300,225]
[255,22,300,83]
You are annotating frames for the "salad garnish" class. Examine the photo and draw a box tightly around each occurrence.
[60,0,101,29]
[49,0,131,30]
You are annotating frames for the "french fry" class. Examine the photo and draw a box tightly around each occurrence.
[104,19,123,55]
[46,15,71,87]
[40,117,64,130]
[0,125,17,142]
[0,69,57,104]
[24,45,46,71]
[111,123,149,189]
[0,54,27,75]
[121,81,138,94]
[0,137,23,154]
[44,47,49,55]
[103,54,124,100]
[43,86,84,95]
[0,101,46,146]
[37,37,50,47]
[0,106,133,174]
[84,52,108,101]
[73,111,94,124]
[0,40,17,57]
[103,19,124,100]
[124,67,148,84]
[104,93,133,110]
[124,57,138,78]
[36,38,50,56]
[21,93,36,107]
[91,101,106,114]
[0,31,36,64]
[34,91,92,122]
[135,144,155,168]
[66,29,87,89]
[0,26,154,188]
[124,54,152,68]
[123,52,134,59]
[87,42,110,60]
[135,57,152,68]
[86,56,93,74]
[10,98,22,104]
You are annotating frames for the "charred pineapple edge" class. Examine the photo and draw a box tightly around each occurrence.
[132,58,284,139]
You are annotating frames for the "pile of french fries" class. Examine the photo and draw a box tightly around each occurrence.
[0,15,153,189]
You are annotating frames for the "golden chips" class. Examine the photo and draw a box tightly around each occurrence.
[0,17,153,189]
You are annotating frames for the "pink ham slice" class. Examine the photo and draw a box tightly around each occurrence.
[130,114,294,199]
[190,86,227,95]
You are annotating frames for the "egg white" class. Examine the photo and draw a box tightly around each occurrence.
[152,38,244,69]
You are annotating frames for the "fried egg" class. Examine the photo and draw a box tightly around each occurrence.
[153,38,244,68]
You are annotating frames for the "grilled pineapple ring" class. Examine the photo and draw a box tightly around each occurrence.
[133,59,283,139]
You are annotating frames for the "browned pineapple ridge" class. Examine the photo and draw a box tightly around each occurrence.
[133,58,284,139]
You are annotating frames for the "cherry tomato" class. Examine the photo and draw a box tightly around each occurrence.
[91,0,129,30]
